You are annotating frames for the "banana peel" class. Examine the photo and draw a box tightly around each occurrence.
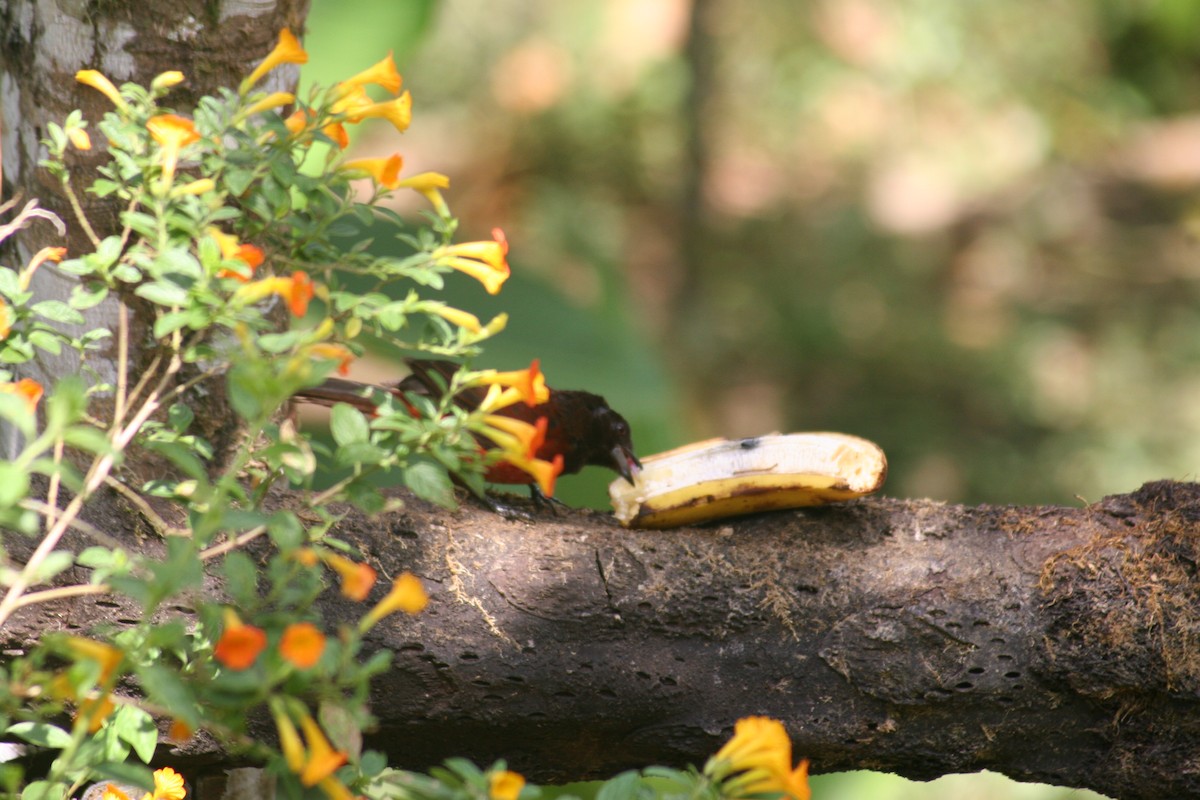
[608,433,887,529]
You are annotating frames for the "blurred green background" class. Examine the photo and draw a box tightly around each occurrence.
[302,1,1200,797]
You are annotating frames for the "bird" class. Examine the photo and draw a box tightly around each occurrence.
[293,359,641,502]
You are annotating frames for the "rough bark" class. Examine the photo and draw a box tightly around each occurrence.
[9,480,1200,800]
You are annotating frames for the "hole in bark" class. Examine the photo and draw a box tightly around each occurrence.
[796,584,818,594]
[117,618,139,625]
[967,667,985,675]
[482,694,503,702]
[471,679,490,687]
[927,688,953,698]
[745,660,760,669]
[399,643,424,652]
[990,637,1006,645]
[393,528,419,540]
[701,595,718,603]
[945,621,962,630]
[660,676,677,686]
[554,690,576,698]
[638,602,652,611]
[928,609,947,618]
[651,563,664,571]
[528,712,547,719]
[505,675,525,683]
[866,722,877,730]
[598,688,617,698]
[1005,602,1021,610]
[95,599,120,608]
[635,671,652,681]
[997,653,1014,661]
[997,696,1014,704]
[1004,671,1021,679]
[973,620,990,627]
[954,681,974,690]
[1011,683,1025,691]
[579,662,594,671]
[460,652,479,661]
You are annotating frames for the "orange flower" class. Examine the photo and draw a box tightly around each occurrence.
[426,304,482,333]
[78,692,116,733]
[490,770,526,800]
[474,359,549,408]
[359,572,428,631]
[209,227,265,281]
[335,52,403,96]
[322,551,377,601]
[240,91,295,119]
[213,611,267,670]
[500,451,563,498]
[240,28,308,95]
[434,228,510,295]
[339,153,403,189]
[280,622,326,669]
[146,114,201,187]
[0,378,43,413]
[19,246,67,291]
[167,718,193,743]
[76,70,127,109]
[102,784,132,800]
[309,343,355,376]
[479,414,547,462]
[317,776,357,800]
[233,271,314,317]
[62,636,123,683]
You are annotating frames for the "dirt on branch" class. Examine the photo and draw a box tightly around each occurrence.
[10,480,1200,800]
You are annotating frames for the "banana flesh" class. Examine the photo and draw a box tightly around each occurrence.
[608,433,887,529]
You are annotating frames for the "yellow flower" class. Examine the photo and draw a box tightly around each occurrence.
[232,272,314,316]
[298,712,348,786]
[427,303,482,333]
[309,343,356,376]
[359,572,428,631]
[76,70,127,109]
[499,451,563,499]
[146,114,201,188]
[78,692,115,733]
[240,91,295,119]
[67,127,91,150]
[240,28,308,95]
[272,703,306,773]
[343,91,413,133]
[208,227,264,281]
[704,717,810,800]
[339,153,404,189]
[149,766,187,800]
[151,71,185,91]
[397,171,450,212]
[479,414,547,462]
[434,228,510,295]
[175,178,216,196]
[63,636,123,684]
[102,785,132,800]
[335,52,403,96]
[490,770,526,800]
[318,776,357,800]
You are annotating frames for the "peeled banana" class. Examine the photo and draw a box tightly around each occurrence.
[608,433,887,529]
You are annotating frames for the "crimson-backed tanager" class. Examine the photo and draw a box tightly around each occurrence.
[294,359,641,499]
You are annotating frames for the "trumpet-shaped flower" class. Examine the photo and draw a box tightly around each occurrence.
[67,127,92,150]
[704,716,810,800]
[473,359,549,408]
[280,622,326,669]
[213,610,267,670]
[321,551,377,600]
[479,414,548,462]
[233,271,314,317]
[240,91,295,119]
[0,300,10,340]
[500,451,563,498]
[151,71,185,91]
[434,228,510,295]
[62,636,123,684]
[309,343,355,376]
[359,572,428,631]
[426,303,482,333]
[240,28,308,95]
[20,246,67,291]
[102,784,132,800]
[344,91,413,133]
[146,114,201,188]
[489,771,526,800]
[76,70,127,109]
[78,693,116,733]
[397,171,451,212]
[272,703,306,772]
[317,776,357,800]
[298,713,348,786]
[339,153,403,189]
[335,52,403,96]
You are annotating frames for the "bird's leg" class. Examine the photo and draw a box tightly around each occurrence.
[470,491,534,522]
[529,484,569,514]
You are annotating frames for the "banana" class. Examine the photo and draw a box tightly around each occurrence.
[608,433,887,529]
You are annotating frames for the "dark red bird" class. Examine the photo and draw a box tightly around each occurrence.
[294,359,641,497]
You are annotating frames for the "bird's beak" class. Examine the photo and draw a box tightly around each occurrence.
[612,445,641,485]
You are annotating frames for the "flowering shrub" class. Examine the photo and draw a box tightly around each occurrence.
[0,29,810,800]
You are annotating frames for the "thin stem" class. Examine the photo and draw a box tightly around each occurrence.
[199,525,266,561]
[60,180,101,248]
[14,583,110,609]
[103,476,187,538]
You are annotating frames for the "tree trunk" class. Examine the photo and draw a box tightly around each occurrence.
[14,479,1198,800]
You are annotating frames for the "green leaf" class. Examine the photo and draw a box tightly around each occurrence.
[21,781,63,800]
[404,462,455,508]
[29,300,84,325]
[267,511,303,550]
[134,280,189,307]
[112,704,158,764]
[63,425,114,456]
[330,403,370,447]
[222,551,258,608]
[32,550,73,583]
[135,663,197,726]
[91,761,153,793]
[168,403,194,433]
[69,282,109,310]
[94,236,123,268]
[597,771,648,800]
[0,463,30,507]
[7,721,71,748]
[27,330,63,355]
